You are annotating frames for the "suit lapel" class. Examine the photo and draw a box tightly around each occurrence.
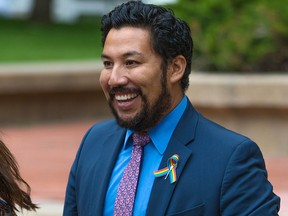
[93,124,126,215]
[146,101,199,215]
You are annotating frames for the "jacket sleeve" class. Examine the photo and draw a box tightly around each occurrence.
[63,157,78,216]
[63,126,94,216]
[220,139,280,215]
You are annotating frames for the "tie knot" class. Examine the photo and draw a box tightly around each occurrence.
[132,133,150,147]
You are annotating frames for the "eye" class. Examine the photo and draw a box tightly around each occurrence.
[126,60,139,67]
[103,60,113,69]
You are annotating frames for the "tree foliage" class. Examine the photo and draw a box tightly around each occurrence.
[166,0,288,72]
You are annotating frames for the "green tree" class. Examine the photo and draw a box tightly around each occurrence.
[167,0,288,72]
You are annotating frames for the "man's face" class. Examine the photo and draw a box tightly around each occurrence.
[100,27,173,131]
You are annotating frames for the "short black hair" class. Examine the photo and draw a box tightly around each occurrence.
[101,1,193,91]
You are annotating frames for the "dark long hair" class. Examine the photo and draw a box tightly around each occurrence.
[0,140,37,215]
[101,0,193,92]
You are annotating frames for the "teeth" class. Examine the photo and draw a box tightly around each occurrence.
[115,93,137,101]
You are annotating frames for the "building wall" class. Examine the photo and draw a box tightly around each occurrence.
[0,61,287,157]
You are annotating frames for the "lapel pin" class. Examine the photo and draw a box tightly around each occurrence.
[153,154,179,184]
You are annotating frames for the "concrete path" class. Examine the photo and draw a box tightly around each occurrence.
[1,120,287,215]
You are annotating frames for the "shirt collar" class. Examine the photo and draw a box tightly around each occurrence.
[124,96,187,154]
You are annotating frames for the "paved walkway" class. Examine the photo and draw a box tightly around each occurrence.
[1,120,287,215]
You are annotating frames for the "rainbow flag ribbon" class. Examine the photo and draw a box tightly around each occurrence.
[153,154,179,184]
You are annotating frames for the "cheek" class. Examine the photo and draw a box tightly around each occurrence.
[99,71,110,96]
[99,71,109,87]
[143,77,163,101]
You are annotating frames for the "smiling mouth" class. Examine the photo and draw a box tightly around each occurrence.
[114,93,138,102]
[110,87,141,103]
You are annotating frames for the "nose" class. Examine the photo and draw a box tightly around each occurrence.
[108,65,128,87]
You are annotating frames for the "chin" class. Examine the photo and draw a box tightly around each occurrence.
[117,113,136,123]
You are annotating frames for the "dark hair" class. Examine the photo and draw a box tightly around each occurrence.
[101,1,193,91]
[0,140,37,215]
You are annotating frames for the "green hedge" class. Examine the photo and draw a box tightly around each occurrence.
[0,18,102,62]
[166,0,288,72]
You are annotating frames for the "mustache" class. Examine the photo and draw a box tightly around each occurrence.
[109,86,142,96]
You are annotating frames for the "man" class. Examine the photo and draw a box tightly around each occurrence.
[63,1,280,215]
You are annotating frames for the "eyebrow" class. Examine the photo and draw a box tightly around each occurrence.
[123,51,143,58]
[101,51,143,59]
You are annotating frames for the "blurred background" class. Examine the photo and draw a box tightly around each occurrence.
[0,0,287,215]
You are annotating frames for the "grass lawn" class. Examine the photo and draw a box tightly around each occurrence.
[0,18,103,63]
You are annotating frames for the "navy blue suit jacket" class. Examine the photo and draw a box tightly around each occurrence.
[64,101,280,215]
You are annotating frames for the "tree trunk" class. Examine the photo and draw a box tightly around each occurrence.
[30,0,52,23]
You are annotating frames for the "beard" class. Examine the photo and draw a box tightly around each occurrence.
[108,72,171,132]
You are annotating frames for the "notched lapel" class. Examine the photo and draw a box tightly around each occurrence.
[92,124,126,215]
[147,137,192,215]
[146,101,198,216]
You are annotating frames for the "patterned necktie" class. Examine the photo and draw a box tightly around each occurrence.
[114,132,150,216]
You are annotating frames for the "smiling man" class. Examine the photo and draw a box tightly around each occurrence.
[100,26,179,132]
[63,1,280,216]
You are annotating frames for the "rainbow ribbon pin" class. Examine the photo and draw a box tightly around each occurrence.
[153,154,179,184]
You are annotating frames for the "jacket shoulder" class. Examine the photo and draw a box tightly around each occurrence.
[197,112,251,147]
[89,119,119,133]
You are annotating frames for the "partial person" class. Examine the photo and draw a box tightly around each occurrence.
[64,1,280,215]
[0,139,38,215]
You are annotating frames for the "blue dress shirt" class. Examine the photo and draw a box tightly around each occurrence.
[104,96,187,216]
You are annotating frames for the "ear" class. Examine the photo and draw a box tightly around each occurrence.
[169,55,187,84]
